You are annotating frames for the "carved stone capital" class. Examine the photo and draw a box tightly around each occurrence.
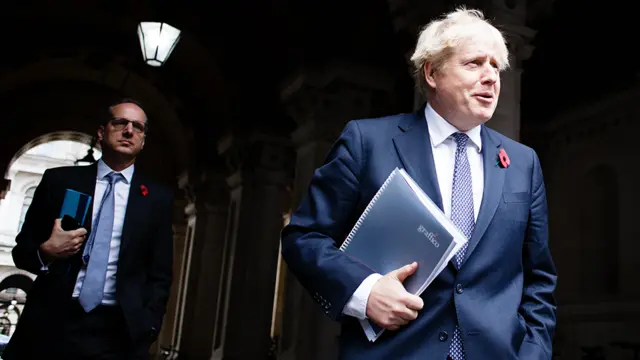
[178,168,230,214]
[178,171,197,206]
[501,23,536,67]
[280,61,397,129]
[217,132,294,188]
[195,171,230,213]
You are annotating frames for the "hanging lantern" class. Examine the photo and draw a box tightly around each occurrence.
[137,22,181,67]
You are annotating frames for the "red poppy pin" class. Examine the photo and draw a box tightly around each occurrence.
[140,185,149,196]
[497,148,510,168]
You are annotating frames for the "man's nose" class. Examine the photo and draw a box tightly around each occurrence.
[482,64,498,83]
[123,122,134,135]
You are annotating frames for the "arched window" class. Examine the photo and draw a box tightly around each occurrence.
[17,186,36,232]
[579,165,619,298]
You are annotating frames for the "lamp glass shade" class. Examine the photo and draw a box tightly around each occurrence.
[137,22,181,66]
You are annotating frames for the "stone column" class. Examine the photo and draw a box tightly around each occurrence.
[484,0,536,141]
[150,196,188,360]
[178,171,230,360]
[277,62,396,360]
[210,132,293,360]
[161,179,199,360]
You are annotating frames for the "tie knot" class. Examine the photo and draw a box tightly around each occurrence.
[104,172,124,185]
[452,132,469,148]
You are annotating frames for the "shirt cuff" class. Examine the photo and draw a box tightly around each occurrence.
[37,248,50,271]
[342,273,383,320]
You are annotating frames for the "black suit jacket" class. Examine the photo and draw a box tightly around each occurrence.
[3,163,174,359]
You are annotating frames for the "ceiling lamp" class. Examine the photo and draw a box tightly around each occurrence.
[75,138,98,166]
[137,22,181,67]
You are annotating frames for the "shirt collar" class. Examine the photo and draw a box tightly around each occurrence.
[96,159,134,184]
[424,103,482,152]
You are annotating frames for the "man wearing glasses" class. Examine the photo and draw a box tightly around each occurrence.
[4,99,174,360]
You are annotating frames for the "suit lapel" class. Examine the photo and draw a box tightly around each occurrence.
[460,126,505,266]
[119,170,143,258]
[392,109,444,211]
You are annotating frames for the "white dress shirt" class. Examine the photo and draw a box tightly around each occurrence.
[70,159,134,305]
[342,103,485,319]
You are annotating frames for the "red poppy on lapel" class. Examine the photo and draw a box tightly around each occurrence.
[140,185,149,196]
[497,148,510,168]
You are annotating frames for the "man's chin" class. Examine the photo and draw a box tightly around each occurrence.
[472,110,495,123]
[113,147,138,158]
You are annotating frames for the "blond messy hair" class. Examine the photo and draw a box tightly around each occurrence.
[410,7,510,96]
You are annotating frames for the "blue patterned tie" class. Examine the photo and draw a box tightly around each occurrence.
[78,172,123,312]
[449,133,475,360]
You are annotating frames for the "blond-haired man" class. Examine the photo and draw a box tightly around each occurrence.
[282,8,557,360]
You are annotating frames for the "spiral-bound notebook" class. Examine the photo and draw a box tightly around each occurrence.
[339,167,468,342]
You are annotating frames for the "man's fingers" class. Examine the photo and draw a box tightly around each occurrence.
[70,227,88,237]
[53,218,63,232]
[391,303,418,322]
[398,308,419,321]
[404,294,424,310]
[391,262,418,282]
[390,305,414,324]
[72,236,86,245]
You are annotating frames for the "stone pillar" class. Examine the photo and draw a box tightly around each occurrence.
[278,62,396,360]
[150,196,188,360]
[178,171,230,360]
[158,178,199,360]
[211,132,293,360]
[484,0,536,141]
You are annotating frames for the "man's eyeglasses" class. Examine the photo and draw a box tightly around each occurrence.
[109,118,147,134]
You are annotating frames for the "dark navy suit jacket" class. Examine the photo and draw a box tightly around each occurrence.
[281,107,557,360]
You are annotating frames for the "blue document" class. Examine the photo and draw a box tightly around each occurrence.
[339,168,468,342]
[59,189,92,228]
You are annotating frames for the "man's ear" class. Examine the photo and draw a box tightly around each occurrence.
[97,126,104,142]
[424,62,437,89]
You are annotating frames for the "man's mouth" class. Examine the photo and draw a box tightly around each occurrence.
[473,92,494,103]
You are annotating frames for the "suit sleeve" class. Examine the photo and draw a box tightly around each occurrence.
[519,149,558,360]
[281,120,375,321]
[12,169,55,275]
[146,188,174,334]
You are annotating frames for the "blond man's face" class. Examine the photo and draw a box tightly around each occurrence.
[426,28,503,130]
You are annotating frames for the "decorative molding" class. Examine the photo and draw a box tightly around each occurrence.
[500,23,536,66]
[280,61,397,128]
[531,86,640,152]
[217,132,294,187]
[177,168,230,213]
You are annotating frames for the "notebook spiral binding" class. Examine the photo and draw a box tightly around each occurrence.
[339,168,400,251]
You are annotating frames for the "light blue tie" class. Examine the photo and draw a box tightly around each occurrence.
[78,172,123,312]
[449,133,475,360]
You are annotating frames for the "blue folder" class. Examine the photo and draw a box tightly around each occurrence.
[339,168,468,342]
[59,189,92,226]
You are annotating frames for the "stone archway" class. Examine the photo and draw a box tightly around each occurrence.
[0,270,34,337]
[0,273,33,295]
[6,131,96,178]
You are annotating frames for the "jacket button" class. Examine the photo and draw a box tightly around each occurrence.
[439,331,448,341]
[456,284,464,294]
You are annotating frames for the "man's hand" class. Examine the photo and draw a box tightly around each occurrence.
[365,262,424,331]
[39,218,88,262]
